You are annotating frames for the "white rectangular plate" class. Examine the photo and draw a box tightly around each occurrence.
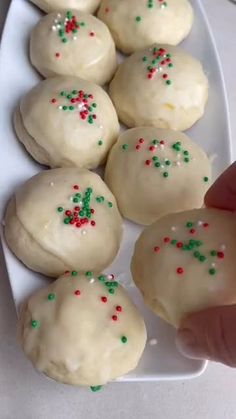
[0,0,232,382]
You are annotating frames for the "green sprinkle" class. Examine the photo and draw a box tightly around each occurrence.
[152,139,159,145]
[171,239,177,245]
[69,106,74,110]
[168,63,173,68]
[204,177,209,182]
[108,202,113,208]
[72,90,78,95]
[165,160,171,166]
[62,38,68,43]
[122,144,128,151]
[92,103,97,108]
[31,320,40,329]
[86,271,93,277]
[109,288,115,294]
[194,251,200,258]
[166,80,172,85]
[183,150,189,156]
[186,222,193,228]
[63,106,68,111]
[196,240,203,247]
[48,293,55,301]
[163,172,169,178]
[64,218,70,224]
[152,156,158,161]
[71,271,78,276]
[98,140,103,146]
[155,162,161,167]
[143,56,148,62]
[90,386,102,392]
[135,16,141,22]
[80,22,86,26]
[57,207,64,212]
[209,268,216,275]
[211,250,217,256]
[121,336,128,343]
[67,95,72,99]
[73,197,79,203]
[87,187,93,193]
[199,255,206,262]
[75,193,81,198]
[184,157,190,163]
[98,275,105,282]
[79,211,85,217]
[60,91,65,96]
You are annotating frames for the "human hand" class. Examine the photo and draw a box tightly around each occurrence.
[176,162,236,367]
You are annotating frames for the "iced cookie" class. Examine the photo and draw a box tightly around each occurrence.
[14,76,119,169]
[4,169,123,277]
[105,127,211,225]
[30,10,117,84]
[30,0,101,14]
[98,0,193,54]
[18,270,147,387]
[131,208,236,328]
[109,45,208,131]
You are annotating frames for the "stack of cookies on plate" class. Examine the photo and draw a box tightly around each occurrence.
[7,0,232,391]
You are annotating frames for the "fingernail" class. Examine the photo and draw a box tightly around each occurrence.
[176,329,203,359]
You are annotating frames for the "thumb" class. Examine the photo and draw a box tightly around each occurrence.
[176,305,236,367]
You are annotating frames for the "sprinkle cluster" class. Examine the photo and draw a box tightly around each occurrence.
[50,89,99,125]
[154,220,226,277]
[51,11,86,43]
[142,47,173,83]
[121,137,195,179]
[57,184,113,229]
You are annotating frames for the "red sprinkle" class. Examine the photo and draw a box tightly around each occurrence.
[116,306,122,312]
[162,74,168,79]
[217,251,225,259]
[145,160,152,166]
[105,7,110,12]
[91,221,96,226]
[89,31,95,37]
[139,138,145,144]
[51,98,57,104]
[101,296,107,303]
[154,246,160,253]
[177,267,184,275]
[74,290,81,296]
[190,228,196,234]
[164,237,170,243]
[64,270,70,275]
[177,242,183,248]
[149,146,156,152]
[203,223,209,228]
[112,315,118,321]
[91,208,95,214]
[136,144,141,150]
[160,140,165,145]
[55,52,61,58]
[73,185,79,190]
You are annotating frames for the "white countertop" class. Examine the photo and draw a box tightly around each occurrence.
[1,1,236,418]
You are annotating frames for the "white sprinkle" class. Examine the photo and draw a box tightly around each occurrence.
[220,244,226,251]
[159,67,162,72]
[171,226,176,231]
[65,18,69,22]
[57,24,61,29]
[149,339,158,346]
[58,105,63,110]
[73,36,77,40]
[50,182,54,187]
[79,201,83,206]
[176,161,181,166]
[99,125,103,130]
[57,13,61,18]
[81,230,87,236]
[107,274,114,280]
[161,165,165,169]
[198,220,203,226]
[89,278,95,284]
[177,153,181,158]
[52,26,57,31]
[211,263,216,268]
[54,19,58,24]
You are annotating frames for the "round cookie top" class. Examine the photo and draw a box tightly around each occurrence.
[19,271,147,387]
[30,0,101,14]
[105,127,211,225]
[98,0,193,54]
[131,208,236,328]
[5,168,122,276]
[30,10,117,84]
[15,76,119,169]
[109,45,209,131]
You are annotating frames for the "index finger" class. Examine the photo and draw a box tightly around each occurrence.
[205,162,236,211]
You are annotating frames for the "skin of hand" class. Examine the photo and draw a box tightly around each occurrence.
[176,162,236,367]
